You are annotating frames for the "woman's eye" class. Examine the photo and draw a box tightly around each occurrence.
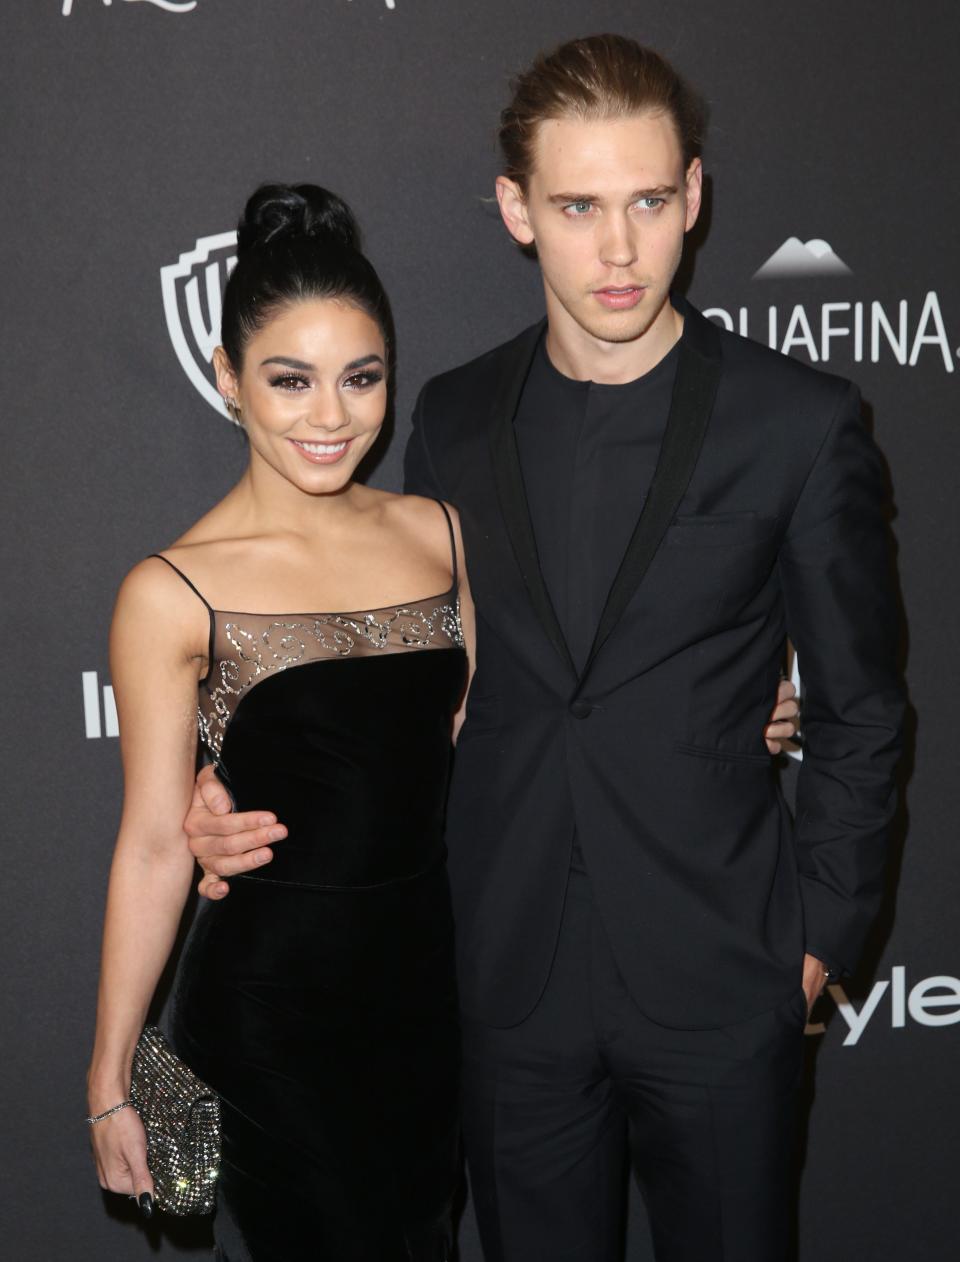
[343,371,384,391]
[269,373,310,391]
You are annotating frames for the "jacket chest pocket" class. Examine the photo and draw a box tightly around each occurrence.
[665,511,776,549]
[660,512,779,620]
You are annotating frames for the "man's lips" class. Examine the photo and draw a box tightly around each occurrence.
[593,285,646,310]
[289,437,353,464]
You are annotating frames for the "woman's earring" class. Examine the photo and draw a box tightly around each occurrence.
[224,397,243,425]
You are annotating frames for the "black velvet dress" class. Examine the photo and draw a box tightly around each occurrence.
[157,528,466,1261]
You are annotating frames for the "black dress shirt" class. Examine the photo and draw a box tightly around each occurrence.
[514,333,680,673]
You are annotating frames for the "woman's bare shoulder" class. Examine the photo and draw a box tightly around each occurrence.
[378,490,458,532]
[111,556,211,669]
[116,554,192,608]
[380,493,462,586]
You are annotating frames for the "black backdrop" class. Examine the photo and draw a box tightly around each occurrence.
[2,3,957,1259]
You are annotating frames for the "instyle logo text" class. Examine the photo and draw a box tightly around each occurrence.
[806,966,960,1045]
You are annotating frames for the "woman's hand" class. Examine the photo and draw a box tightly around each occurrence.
[764,678,800,753]
[89,1104,155,1216]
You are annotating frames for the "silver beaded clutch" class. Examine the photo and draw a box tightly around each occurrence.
[130,1025,221,1216]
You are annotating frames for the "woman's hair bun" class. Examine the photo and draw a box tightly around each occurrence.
[236,183,361,256]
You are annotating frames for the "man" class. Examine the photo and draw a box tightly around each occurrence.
[184,35,903,1261]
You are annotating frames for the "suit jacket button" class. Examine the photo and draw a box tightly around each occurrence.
[570,700,592,720]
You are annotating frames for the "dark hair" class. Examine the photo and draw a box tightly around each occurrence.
[221,183,393,370]
[499,35,706,190]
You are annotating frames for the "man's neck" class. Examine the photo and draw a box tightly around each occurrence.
[544,295,683,384]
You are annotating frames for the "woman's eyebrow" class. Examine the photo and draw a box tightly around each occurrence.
[261,355,314,370]
[259,354,385,371]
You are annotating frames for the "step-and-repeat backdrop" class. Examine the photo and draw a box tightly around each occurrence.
[2,3,956,1259]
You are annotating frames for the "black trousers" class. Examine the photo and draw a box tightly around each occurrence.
[460,863,806,1262]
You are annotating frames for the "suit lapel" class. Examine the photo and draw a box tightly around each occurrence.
[578,303,722,682]
[488,320,578,678]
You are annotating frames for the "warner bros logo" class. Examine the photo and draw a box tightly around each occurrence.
[161,231,237,420]
[63,1,198,14]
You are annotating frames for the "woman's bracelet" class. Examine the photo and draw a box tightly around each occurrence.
[86,1100,133,1125]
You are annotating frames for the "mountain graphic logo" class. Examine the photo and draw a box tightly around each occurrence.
[752,238,853,280]
[161,231,238,421]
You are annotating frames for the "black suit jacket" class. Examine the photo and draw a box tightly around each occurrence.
[404,297,905,1030]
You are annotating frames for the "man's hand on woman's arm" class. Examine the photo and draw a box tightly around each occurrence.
[184,764,287,900]
[187,676,798,903]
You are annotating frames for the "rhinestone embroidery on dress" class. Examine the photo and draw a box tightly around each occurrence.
[198,594,464,759]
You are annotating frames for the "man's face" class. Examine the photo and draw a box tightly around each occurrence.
[497,110,702,351]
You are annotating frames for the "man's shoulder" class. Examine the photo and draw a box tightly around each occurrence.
[708,314,854,411]
[417,322,542,415]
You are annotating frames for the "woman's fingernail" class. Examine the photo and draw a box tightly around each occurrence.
[138,1192,154,1219]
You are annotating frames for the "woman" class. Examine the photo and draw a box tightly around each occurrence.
[87,184,468,1260]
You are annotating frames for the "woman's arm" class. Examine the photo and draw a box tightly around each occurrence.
[87,560,207,1204]
[447,506,476,745]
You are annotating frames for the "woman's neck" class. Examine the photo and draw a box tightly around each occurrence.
[225,457,363,541]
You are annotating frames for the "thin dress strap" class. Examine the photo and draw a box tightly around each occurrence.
[148,553,216,685]
[434,500,458,590]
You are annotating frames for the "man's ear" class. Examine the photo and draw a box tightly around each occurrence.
[684,158,703,233]
[495,175,535,247]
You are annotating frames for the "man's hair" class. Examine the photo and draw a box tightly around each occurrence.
[499,34,706,190]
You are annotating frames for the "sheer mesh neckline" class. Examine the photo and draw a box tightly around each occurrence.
[145,515,465,763]
[198,589,465,760]
[206,586,455,619]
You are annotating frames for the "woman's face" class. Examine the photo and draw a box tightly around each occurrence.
[216,297,387,496]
